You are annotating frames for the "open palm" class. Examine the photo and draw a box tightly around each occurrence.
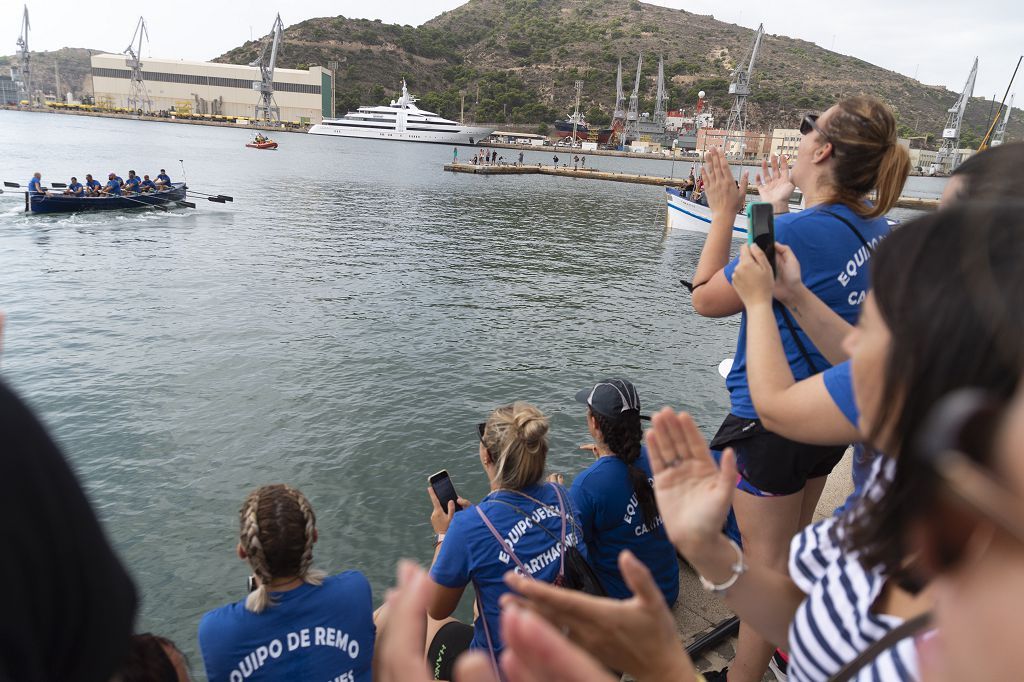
[755,154,795,210]
[646,408,736,555]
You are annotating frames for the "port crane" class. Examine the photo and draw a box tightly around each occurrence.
[125,17,152,113]
[251,14,284,123]
[611,59,626,131]
[991,93,1014,146]
[653,56,669,128]
[721,23,765,158]
[624,53,643,142]
[931,57,978,174]
[15,5,31,105]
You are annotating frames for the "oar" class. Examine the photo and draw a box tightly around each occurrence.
[111,193,169,212]
[176,200,197,209]
[187,189,233,202]
[3,181,67,189]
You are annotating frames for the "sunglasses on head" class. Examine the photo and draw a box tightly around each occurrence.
[913,389,1024,577]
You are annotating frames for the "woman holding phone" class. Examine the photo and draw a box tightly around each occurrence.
[688,96,910,681]
[425,402,583,679]
[198,484,375,682]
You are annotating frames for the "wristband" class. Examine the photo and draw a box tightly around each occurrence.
[697,538,747,593]
[434,533,445,547]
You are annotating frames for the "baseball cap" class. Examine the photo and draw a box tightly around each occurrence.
[575,379,644,420]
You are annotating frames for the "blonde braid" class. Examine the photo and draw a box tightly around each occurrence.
[290,486,326,585]
[240,490,275,613]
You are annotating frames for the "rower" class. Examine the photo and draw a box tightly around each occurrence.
[113,173,124,189]
[101,173,122,196]
[124,170,142,194]
[155,169,171,188]
[84,174,102,196]
[64,177,84,196]
[27,172,47,197]
[140,175,157,192]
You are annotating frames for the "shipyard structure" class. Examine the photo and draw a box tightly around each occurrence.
[89,54,331,124]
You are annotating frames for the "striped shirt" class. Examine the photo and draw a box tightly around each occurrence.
[787,457,919,681]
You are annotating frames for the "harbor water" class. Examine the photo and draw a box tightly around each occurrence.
[0,109,940,674]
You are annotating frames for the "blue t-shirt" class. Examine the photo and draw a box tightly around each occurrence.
[569,447,679,605]
[104,179,122,195]
[125,176,142,190]
[822,360,879,514]
[157,173,171,185]
[141,179,156,190]
[114,175,124,184]
[198,572,375,682]
[723,203,890,418]
[430,483,583,654]
[86,179,102,191]
[27,177,42,195]
[68,182,83,195]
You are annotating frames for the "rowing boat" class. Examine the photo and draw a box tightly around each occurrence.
[27,183,187,214]
[246,141,278,150]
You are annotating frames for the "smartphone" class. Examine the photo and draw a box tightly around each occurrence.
[746,202,776,273]
[428,470,462,513]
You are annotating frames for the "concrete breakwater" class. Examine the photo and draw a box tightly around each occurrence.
[444,162,941,211]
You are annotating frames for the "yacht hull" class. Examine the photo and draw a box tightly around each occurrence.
[307,124,493,145]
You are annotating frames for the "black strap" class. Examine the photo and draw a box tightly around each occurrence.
[827,611,932,682]
[775,301,822,375]
[823,209,873,252]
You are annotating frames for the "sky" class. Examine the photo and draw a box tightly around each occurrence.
[3,0,1021,99]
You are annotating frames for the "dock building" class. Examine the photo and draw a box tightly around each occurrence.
[89,54,331,123]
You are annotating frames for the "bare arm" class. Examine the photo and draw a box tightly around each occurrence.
[732,245,860,444]
[773,243,853,365]
[690,147,747,318]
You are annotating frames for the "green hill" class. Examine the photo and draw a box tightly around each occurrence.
[0,47,100,101]
[213,0,1021,146]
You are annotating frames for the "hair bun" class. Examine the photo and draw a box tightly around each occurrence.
[512,403,549,445]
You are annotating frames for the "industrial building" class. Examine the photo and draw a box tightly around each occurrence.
[89,53,331,123]
[0,73,19,105]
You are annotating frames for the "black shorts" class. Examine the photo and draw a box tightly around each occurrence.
[709,414,846,497]
[427,621,474,681]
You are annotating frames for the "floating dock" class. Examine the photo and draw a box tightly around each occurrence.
[443,163,940,211]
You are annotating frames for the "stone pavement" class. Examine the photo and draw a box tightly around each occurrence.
[669,450,855,681]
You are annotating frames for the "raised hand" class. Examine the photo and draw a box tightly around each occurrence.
[731,243,775,309]
[500,550,695,682]
[755,154,795,212]
[646,408,737,556]
[701,147,749,218]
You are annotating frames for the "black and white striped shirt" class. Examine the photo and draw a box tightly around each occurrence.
[787,458,919,681]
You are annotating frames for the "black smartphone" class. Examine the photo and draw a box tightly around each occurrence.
[428,470,462,513]
[746,202,776,274]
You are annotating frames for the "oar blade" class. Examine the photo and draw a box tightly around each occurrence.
[177,200,197,209]
[207,196,227,204]
[4,182,20,188]
[218,195,234,202]
[50,182,67,188]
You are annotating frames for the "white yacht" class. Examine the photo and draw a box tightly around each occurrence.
[308,80,494,145]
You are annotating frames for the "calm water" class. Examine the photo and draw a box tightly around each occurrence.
[0,110,938,674]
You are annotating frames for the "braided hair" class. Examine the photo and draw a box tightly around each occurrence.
[239,484,326,613]
[591,409,658,528]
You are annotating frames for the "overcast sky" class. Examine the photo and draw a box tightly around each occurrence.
[4,0,1021,99]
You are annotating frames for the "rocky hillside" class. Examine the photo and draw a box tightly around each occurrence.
[0,47,99,100]
[213,0,1021,146]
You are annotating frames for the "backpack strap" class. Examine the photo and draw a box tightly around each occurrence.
[827,611,932,682]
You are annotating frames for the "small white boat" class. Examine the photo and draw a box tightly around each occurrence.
[309,79,493,145]
[665,187,899,237]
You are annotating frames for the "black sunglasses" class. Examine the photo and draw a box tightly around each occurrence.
[915,389,1024,573]
[477,422,487,444]
[800,113,834,145]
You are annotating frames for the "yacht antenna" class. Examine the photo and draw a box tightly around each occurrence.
[721,23,764,158]
[15,5,31,106]
[251,14,284,123]
[125,17,152,113]
[931,57,977,174]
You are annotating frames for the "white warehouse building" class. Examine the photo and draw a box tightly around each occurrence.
[90,53,331,123]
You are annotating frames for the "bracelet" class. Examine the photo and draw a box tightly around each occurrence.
[434,533,445,548]
[697,538,747,593]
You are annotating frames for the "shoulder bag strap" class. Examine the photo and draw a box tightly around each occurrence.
[822,209,873,252]
[472,581,504,682]
[475,505,532,576]
[774,301,822,376]
[826,611,932,682]
[507,486,585,536]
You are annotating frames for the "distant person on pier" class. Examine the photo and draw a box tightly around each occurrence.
[101,173,122,196]
[27,172,47,197]
[198,484,375,682]
[425,402,585,678]
[518,151,524,166]
[124,170,142,194]
[581,156,586,168]
[567,379,679,606]
[140,175,157,192]
[453,147,459,163]
[156,169,171,188]
[553,155,559,166]
[64,177,84,197]
[84,174,102,196]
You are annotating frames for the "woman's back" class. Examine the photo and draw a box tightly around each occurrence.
[430,482,580,654]
[199,571,375,682]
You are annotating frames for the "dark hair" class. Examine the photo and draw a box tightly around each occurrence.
[843,201,1024,575]
[949,143,1024,201]
[116,633,182,682]
[591,409,658,527]
[821,96,911,219]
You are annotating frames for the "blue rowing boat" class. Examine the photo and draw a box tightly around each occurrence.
[27,183,187,214]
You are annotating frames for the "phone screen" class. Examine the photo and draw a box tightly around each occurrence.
[747,202,776,273]
[428,470,462,513]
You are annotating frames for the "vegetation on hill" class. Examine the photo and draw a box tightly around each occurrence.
[0,47,99,101]
[213,0,1021,146]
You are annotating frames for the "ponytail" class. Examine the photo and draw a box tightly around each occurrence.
[592,410,658,528]
[821,96,911,219]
